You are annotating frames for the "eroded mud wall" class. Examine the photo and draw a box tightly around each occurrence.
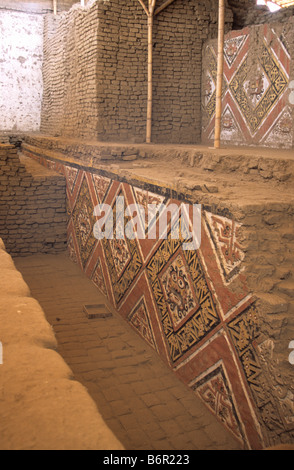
[0,9,43,132]
[40,0,233,144]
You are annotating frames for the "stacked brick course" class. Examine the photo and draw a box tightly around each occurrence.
[0,143,67,256]
[41,5,99,139]
[41,0,233,144]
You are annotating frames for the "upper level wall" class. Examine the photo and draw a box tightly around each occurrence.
[242,3,294,28]
[0,1,79,134]
[40,0,233,144]
[227,1,294,29]
[41,3,99,139]
[0,9,44,132]
[0,0,77,13]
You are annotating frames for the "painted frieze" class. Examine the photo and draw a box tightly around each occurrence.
[202,24,293,148]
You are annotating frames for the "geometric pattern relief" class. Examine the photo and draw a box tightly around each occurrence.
[227,302,287,443]
[258,339,294,431]
[263,105,293,148]
[109,237,132,279]
[64,165,79,194]
[204,211,245,284]
[91,257,108,297]
[220,104,244,144]
[71,175,97,269]
[92,173,111,203]
[128,296,156,350]
[101,190,143,306]
[224,34,247,67]
[191,362,245,444]
[202,26,291,148]
[202,44,227,128]
[147,217,220,363]
[230,44,288,136]
[67,232,78,264]
[132,186,166,234]
[159,252,199,330]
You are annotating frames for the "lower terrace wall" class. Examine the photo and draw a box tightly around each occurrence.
[22,136,294,450]
[0,237,124,450]
[0,143,67,256]
[202,19,294,148]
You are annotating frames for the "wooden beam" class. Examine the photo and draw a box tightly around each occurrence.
[150,0,157,11]
[214,0,225,149]
[53,0,57,15]
[154,0,177,16]
[137,0,149,16]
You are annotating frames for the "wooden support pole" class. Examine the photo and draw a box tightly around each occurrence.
[137,0,178,143]
[145,0,156,143]
[154,0,177,16]
[214,0,225,149]
[53,0,57,15]
[137,0,149,16]
[146,8,154,144]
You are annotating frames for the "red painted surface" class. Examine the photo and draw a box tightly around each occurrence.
[24,147,277,449]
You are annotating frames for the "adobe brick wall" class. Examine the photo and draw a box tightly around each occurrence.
[0,143,67,256]
[41,4,99,139]
[40,0,233,144]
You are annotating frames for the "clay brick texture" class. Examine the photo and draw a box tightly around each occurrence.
[0,144,67,255]
[40,0,233,144]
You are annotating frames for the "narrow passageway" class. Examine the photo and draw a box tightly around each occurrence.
[14,252,242,451]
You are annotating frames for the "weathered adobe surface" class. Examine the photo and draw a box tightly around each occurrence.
[227,0,294,28]
[0,142,67,256]
[2,0,291,28]
[40,0,234,144]
[21,134,294,429]
[0,237,124,450]
[0,0,76,13]
[23,134,294,188]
